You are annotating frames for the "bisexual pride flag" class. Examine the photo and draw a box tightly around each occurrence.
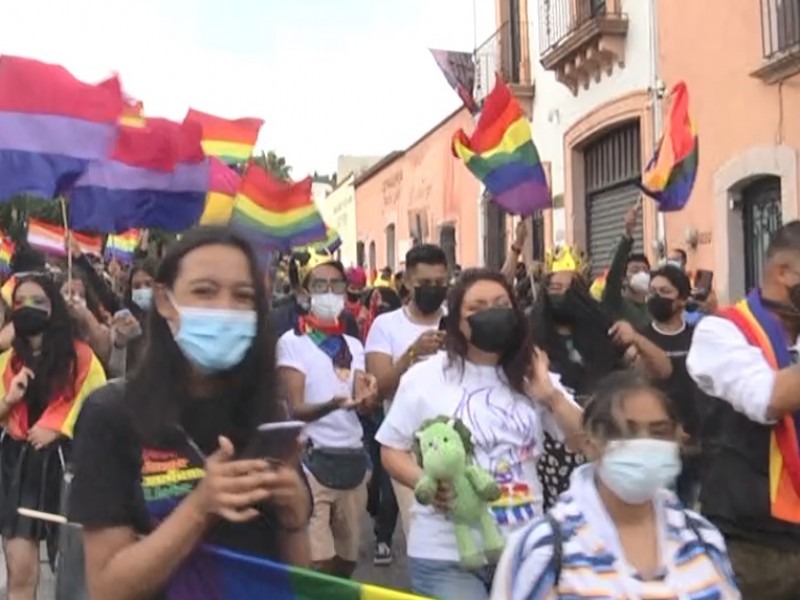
[0,56,123,201]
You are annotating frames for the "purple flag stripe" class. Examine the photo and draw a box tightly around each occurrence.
[493,179,552,216]
[0,112,116,160]
[0,149,86,201]
[75,160,210,193]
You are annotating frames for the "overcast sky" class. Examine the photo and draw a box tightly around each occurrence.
[0,0,496,176]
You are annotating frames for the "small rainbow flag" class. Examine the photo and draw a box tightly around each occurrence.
[104,229,141,263]
[640,81,698,212]
[452,76,551,216]
[0,235,14,275]
[200,157,241,225]
[27,218,102,257]
[230,164,327,252]
[169,544,430,600]
[185,109,263,166]
[317,226,342,253]
[120,97,145,128]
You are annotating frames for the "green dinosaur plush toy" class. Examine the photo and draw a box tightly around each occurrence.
[413,416,505,570]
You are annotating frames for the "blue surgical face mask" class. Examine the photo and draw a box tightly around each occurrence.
[131,287,153,311]
[172,304,258,373]
[597,438,681,504]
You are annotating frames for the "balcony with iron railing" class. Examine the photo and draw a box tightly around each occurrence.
[752,0,800,83]
[473,20,535,113]
[538,0,628,95]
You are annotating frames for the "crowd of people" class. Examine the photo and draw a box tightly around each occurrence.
[0,197,798,599]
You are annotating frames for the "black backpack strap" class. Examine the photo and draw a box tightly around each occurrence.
[544,513,564,588]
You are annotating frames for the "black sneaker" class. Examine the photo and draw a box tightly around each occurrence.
[373,542,393,566]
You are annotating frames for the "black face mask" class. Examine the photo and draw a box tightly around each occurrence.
[548,291,577,323]
[12,306,49,337]
[346,291,361,303]
[414,285,448,315]
[467,307,520,354]
[647,295,676,322]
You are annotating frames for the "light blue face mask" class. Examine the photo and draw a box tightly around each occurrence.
[173,305,258,373]
[597,438,681,504]
[131,287,153,311]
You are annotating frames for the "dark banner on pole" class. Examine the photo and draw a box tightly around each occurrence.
[429,49,478,114]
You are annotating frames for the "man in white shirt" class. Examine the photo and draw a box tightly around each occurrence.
[686,221,800,600]
[365,244,448,557]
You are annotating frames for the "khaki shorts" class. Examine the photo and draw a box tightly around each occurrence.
[307,471,368,563]
[391,477,415,538]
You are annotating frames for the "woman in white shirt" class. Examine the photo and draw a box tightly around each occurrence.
[277,248,377,579]
[376,268,583,600]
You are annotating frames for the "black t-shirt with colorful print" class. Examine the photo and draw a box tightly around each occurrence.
[67,382,282,560]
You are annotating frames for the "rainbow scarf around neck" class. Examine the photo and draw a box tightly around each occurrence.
[718,289,800,523]
[296,314,352,371]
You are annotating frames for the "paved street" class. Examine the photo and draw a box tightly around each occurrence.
[0,512,408,599]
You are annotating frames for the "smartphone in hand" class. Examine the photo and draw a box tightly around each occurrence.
[239,421,305,463]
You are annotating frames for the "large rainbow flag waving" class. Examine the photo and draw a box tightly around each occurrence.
[719,289,800,524]
[170,545,429,600]
[640,81,698,212]
[185,109,263,166]
[452,76,551,216]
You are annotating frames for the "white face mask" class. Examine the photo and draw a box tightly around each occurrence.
[629,271,651,294]
[310,292,345,321]
[666,259,685,271]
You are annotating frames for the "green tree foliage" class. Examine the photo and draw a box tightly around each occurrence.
[0,195,63,244]
[253,150,292,181]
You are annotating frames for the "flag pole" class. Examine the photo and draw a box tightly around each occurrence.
[59,196,72,289]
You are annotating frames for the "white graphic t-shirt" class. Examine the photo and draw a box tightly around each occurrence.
[376,351,576,562]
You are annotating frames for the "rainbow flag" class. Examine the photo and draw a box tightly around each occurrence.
[452,76,551,216]
[640,82,698,212]
[719,289,800,524]
[200,157,241,225]
[0,55,123,202]
[120,98,145,128]
[230,164,327,252]
[589,269,608,301]
[69,118,209,233]
[105,229,141,263]
[0,235,13,276]
[27,218,102,257]
[185,109,263,166]
[0,340,105,439]
[307,225,342,254]
[169,544,430,600]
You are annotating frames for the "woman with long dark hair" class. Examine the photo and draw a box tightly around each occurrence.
[377,268,583,600]
[68,226,311,600]
[0,274,106,599]
[531,258,672,509]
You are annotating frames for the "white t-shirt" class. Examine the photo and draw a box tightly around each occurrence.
[364,307,442,401]
[276,330,365,449]
[375,351,577,562]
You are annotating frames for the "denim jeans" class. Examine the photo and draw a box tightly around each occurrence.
[409,558,494,600]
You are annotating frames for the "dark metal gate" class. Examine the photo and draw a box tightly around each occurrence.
[743,175,782,291]
[440,224,457,271]
[530,211,545,261]
[483,191,508,270]
[584,121,643,277]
